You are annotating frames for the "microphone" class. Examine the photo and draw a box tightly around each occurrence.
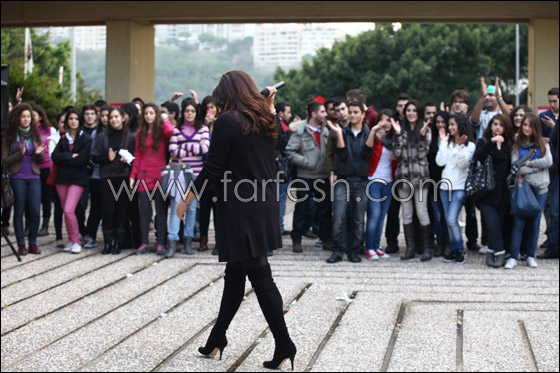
[260,81,285,97]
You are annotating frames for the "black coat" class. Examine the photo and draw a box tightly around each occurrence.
[193,112,287,262]
[473,138,511,208]
[51,131,92,187]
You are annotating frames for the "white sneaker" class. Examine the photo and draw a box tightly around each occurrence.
[365,249,379,260]
[63,242,72,252]
[374,249,390,259]
[526,257,538,268]
[478,245,490,255]
[504,258,517,269]
[71,243,82,254]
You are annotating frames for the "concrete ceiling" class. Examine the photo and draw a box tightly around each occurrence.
[2,1,559,28]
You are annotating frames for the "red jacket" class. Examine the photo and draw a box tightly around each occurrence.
[365,106,379,129]
[369,138,398,179]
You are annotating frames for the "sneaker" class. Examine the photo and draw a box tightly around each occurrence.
[455,251,466,264]
[84,237,98,248]
[526,257,538,268]
[136,244,148,255]
[70,243,82,254]
[478,245,490,255]
[443,251,457,263]
[504,258,518,269]
[63,242,73,252]
[365,249,379,260]
[156,245,165,256]
[374,249,390,259]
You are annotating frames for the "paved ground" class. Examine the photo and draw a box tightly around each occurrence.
[1,199,558,372]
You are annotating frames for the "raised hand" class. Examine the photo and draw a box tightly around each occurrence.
[326,120,342,135]
[494,77,501,100]
[480,77,487,96]
[35,144,46,154]
[439,127,449,142]
[440,101,449,112]
[108,147,117,162]
[16,87,24,102]
[420,121,430,137]
[189,89,199,104]
[170,92,183,102]
[390,118,401,134]
[457,134,469,145]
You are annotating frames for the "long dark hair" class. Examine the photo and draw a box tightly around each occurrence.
[212,70,277,137]
[483,113,515,149]
[121,102,139,133]
[138,103,164,154]
[430,111,450,153]
[107,107,130,149]
[509,105,532,129]
[5,103,41,147]
[402,100,425,143]
[32,105,52,131]
[514,112,547,157]
[178,98,203,131]
[448,114,473,145]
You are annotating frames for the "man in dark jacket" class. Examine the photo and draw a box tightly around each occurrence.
[538,122,559,259]
[326,102,375,263]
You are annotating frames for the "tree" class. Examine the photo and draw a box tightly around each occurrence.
[1,28,100,122]
[274,24,528,117]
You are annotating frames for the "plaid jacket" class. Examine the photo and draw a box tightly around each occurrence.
[393,126,431,188]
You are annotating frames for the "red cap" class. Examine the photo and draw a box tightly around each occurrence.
[313,96,325,104]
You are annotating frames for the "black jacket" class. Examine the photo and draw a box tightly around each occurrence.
[334,124,374,179]
[91,130,136,179]
[473,137,511,208]
[51,131,92,187]
[193,112,286,262]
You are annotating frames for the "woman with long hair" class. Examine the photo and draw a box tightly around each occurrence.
[1,103,46,255]
[176,71,295,370]
[427,111,451,257]
[166,98,210,257]
[50,112,65,248]
[510,105,533,132]
[436,114,475,263]
[130,103,175,255]
[474,113,515,267]
[51,109,92,254]
[91,107,136,255]
[391,100,434,262]
[32,105,57,237]
[505,113,552,269]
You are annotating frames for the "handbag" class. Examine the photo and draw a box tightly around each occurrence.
[509,170,541,218]
[2,163,15,209]
[46,163,59,187]
[160,159,193,192]
[465,154,495,201]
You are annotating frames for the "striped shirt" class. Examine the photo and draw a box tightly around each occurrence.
[168,125,210,176]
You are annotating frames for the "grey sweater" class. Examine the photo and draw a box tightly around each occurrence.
[511,143,552,194]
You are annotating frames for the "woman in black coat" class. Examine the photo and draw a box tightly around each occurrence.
[473,113,514,267]
[176,71,295,370]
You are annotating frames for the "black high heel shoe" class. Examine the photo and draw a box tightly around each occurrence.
[198,334,227,360]
[263,341,297,370]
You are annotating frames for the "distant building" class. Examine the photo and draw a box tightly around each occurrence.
[253,24,302,69]
[38,26,106,51]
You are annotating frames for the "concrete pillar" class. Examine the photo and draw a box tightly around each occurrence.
[106,21,154,105]
[528,19,559,112]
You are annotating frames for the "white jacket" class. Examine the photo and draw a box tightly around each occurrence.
[436,140,475,190]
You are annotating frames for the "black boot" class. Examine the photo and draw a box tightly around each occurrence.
[486,249,495,267]
[434,236,445,257]
[420,224,433,262]
[112,241,121,255]
[199,262,246,359]
[401,223,416,260]
[102,233,113,255]
[247,262,296,370]
[183,237,193,255]
[38,217,50,237]
[165,240,177,258]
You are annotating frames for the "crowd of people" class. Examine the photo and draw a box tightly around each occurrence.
[2,80,558,270]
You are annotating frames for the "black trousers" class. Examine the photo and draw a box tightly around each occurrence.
[385,198,400,248]
[290,178,332,244]
[138,190,167,246]
[199,184,217,238]
[478,203,507,253]
[39,168,53,221]
[99,177,130,242]
[86,178,102,240]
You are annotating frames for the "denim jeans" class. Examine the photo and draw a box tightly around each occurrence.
[169,197,198,241]
[365,181,393,251]
[10,178,41,246]
[510,191,548,260]
[548,175,559,255]
[440,189,466,252]
[291,178,331,244]
[332,180,368,254]
[430,195,449,241]
[279,182,289,233]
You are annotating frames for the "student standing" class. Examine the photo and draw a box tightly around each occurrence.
[51,109,92,254]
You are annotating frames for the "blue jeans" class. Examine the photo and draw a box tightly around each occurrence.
[548,175,559,255]
[332,180,368,254]
[430,192,449,242]
[440,189,466,252]
[510,191,548,260]
[365,181,393,251]
[279,182,289,233]
[10,178,41,246]
[168,197,198,241]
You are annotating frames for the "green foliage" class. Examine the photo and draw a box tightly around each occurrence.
[1,28,101,123]
[274,24,529,117]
